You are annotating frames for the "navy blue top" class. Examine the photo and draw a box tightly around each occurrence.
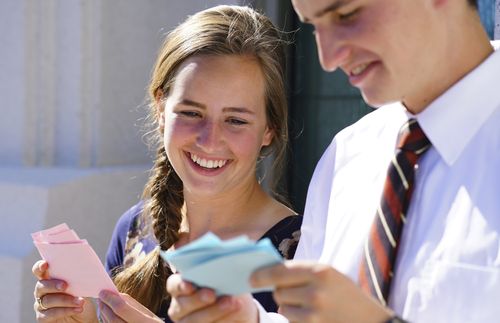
[105,202,302,322]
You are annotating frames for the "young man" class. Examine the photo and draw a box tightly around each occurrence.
[167,0,500,322]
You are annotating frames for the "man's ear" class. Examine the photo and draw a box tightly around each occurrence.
[155,89,165,130]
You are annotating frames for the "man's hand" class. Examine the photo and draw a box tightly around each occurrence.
[251,261,393,323]
[166,273,258,323]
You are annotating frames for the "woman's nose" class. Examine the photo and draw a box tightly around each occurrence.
[196,120,222,152]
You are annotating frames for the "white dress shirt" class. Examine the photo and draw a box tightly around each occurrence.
[258,41,500,323]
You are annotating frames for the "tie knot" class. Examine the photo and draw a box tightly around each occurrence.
[397,119,431,155]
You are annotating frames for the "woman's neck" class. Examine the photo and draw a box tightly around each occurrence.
[180,179,276,243]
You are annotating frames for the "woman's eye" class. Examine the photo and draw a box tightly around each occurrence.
[179,111,201,118]
[227,118,248,126]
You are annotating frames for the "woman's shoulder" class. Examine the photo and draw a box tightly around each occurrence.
[119,201,157,268]
[106,201,146,274]
[260,215,302,260]
[115,201,145,231]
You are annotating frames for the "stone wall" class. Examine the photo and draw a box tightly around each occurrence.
[0,1,239,321]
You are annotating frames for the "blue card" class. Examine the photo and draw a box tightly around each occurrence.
[160,233,282,295]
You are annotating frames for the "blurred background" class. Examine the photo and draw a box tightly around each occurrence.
[0,0,498,321]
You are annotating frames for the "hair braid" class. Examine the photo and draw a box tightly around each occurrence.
[113,147,184,312]
[114,4,289,316]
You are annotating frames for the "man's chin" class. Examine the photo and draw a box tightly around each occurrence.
[361,93,398,109]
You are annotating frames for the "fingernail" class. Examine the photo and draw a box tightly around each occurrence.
[180,281,190,292]
[199,290,213,303]
[74,306,83,313]
[219,297,233,310]
[74,297,84,305]
[56,282,65,290]
[249,275,257,287]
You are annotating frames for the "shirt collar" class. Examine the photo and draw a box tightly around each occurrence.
[416,40,500,166]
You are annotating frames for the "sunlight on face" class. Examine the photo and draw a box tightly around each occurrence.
[161,55,273,199]
[292,0,440,108]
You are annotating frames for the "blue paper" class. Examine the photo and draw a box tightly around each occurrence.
[160,233,282,295]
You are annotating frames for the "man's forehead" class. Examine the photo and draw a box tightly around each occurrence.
[292,0,350,23]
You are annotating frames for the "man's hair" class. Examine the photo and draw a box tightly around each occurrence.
[468,0,478,8]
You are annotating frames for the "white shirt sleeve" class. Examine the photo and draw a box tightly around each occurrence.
[294,139,338,262]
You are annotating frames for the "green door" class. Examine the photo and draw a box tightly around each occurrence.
[287,21,372,213]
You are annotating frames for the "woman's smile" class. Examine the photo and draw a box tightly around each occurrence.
[185,151,231,176]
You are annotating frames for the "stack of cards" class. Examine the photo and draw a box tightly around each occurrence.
[32,223,117,298]
[161,233,282,296]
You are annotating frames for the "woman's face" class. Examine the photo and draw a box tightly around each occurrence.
[160,54,273,199]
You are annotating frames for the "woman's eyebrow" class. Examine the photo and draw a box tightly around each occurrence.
[223,107,255,115]
[179,100,255,115]
[179,99,205,108]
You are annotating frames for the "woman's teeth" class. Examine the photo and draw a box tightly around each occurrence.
[190,153,227,169]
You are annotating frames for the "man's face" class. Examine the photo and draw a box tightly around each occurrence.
[292,0,440,108]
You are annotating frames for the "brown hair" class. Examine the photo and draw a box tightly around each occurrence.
[113,5,288,312]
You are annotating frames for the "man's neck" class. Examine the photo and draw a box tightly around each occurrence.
[403,11,493,114]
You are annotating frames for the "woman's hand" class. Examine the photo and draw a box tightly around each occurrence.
[98,291,163,323]
[32,260,98,323]
[166,273,258,323]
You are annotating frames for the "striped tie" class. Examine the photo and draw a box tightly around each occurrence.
[359,119,431,305]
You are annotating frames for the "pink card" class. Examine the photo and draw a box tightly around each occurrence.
[32,223,117,298]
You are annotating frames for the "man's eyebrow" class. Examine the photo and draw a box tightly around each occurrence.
[302,0,347,23]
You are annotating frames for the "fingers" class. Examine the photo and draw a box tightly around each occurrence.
[167,273,218,321]
[168,288,217,321]
[251,261,320,289]
[99,301,127,323]
[32,260,49,280]
[166,274,249,322]
[273,285,311,307]
[34,278,67,298]
[277,304,315,323]
[98,291,133,322]
[98,291,163,322]
[174,296,239,323]
[34,277,84,320]
[166,273,196,297]
[34,306,84,322]
[35,293,84,310]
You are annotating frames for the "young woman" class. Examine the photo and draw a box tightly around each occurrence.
[32,5,301,322]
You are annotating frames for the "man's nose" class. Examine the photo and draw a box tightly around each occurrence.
[315,27,351,72]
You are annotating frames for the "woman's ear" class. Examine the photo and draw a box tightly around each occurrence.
[155,89,165,131]
[261,126,274,148]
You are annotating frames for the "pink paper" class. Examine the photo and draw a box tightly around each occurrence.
[32,223,117,298]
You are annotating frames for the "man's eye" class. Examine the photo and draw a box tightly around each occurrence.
[337,9,360,22]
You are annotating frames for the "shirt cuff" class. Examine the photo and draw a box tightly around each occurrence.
[253,299,288,323]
